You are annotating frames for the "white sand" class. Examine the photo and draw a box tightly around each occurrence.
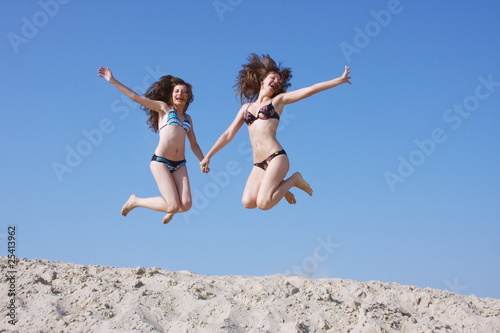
[1,258,499,333]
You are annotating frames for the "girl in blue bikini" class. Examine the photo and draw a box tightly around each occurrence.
[98,67,206,224]
[200,54,351,210]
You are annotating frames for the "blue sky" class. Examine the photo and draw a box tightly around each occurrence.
[1,1,499,299]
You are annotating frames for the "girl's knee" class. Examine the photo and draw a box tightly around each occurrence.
[180,200,192,212]
[165,202,181,213]
[242,196,257,209]
[256,198,273,211]
[257,202,273,210]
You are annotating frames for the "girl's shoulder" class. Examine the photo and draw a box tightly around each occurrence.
[239,102,251,113]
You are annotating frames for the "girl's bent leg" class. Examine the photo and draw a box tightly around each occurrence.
[256,155,312,210]
[150,161,181,213]
[121,161,181,222]
[162,165,191,224]
[242,167,265,209]
[121,194,172,216]
[171,165,192,212]
[255,155,289,210]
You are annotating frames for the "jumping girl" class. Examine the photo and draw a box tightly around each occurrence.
[98,67,206,224]
[199,54,351,210]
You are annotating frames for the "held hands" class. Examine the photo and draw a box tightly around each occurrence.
[199,157,211,174]
[98,67,113,82]
[340,66,352,85]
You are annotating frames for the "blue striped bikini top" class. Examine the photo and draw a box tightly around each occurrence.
[160,108,191,132]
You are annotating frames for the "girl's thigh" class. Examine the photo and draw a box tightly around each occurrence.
[242,166,265,208]
[171,165,192,208]
[150,161,180,205]
[258,154,290,196]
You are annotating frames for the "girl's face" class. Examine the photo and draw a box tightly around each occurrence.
[262,72,282,96]
[172,84,190,109]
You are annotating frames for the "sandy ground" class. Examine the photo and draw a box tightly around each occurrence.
[1,258,499,332]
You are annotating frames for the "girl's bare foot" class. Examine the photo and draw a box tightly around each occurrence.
[292,172,313,196]
[121,195,137,216]
[284,191,296,204]
[162,213,175,224]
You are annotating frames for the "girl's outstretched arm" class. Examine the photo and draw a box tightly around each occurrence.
[98,67,168,113]
[199,105,246,173]
[276,66,351,107]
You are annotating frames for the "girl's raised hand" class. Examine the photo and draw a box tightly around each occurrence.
[98,67,113,82]
[341,66,352,85]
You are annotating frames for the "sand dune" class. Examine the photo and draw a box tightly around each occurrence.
[1,258,499,332]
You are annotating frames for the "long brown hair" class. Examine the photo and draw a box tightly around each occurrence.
[234,53,292,104]
[141,75,194,132]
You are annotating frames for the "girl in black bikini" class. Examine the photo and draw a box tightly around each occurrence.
[200,53,351,210]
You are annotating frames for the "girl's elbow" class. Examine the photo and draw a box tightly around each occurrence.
[191,143,201,151]
[130,93,140,102]
[224,130,236,142]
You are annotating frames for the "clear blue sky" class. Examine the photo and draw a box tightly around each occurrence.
[1,1,499,299]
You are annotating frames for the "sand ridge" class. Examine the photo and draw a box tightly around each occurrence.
[1,258,499,332]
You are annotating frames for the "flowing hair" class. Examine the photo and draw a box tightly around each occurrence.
[141,75,194,132]
[234,53,292,104]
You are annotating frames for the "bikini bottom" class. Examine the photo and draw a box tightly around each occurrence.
[254,149,286,171]
[151,154,186,172]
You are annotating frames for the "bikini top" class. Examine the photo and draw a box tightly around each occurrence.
[243,103,280,126]
[160,108,191,132]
